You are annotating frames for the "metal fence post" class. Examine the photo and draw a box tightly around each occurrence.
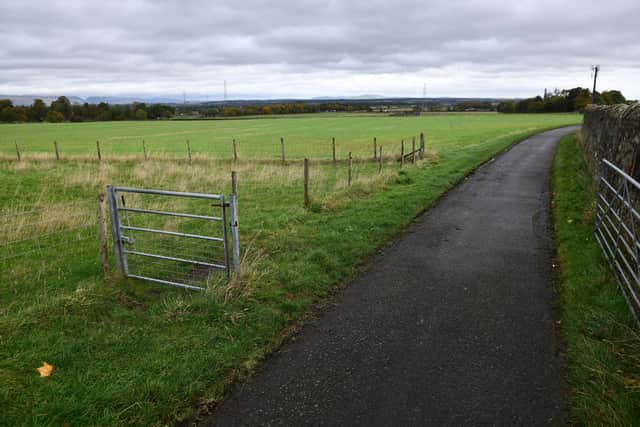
[96,140,102,161]
[106,185,124,274]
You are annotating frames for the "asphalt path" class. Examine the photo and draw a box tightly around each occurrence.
[204,126,579,426]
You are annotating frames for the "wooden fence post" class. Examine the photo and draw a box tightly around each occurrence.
[412,137,416,164]
[231,170,238,196]
[14,141,21,161]
[281,137,285,163]
[187,140,192,164]
[143,140,148,160]
[233,139,238,162]
[348,152,353,187]
[420,132,425,159]
[400,140,405,168]
[303,158,310,207]
[97,193,109,280]
[373,137,377,160]
[332,137,336,163]
[54,141,60,161]
[379,147,383,173]
[96,140,101,161]
[230,171,240,277]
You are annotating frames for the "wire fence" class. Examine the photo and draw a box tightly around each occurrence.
[0,199,102,310]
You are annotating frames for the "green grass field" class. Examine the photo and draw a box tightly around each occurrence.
[0,113,581,425]
[552,134,640,425]
[2,112,579,160]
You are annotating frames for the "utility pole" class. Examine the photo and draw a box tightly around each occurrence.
[223,80,227,107]
[422,82,427,112]
[591,65,600,104]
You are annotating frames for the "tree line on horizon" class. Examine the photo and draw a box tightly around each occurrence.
[0,89,634,123]
[497,87,629,113]
[0,96,175,123]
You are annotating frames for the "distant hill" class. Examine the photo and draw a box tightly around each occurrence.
[2,95,85,106]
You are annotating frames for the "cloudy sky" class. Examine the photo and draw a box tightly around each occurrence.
[1,0,638,99]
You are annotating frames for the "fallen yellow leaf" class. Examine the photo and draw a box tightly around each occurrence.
[567,218,574,224]
[37,362,54,377]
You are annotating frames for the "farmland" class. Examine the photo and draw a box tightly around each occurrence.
[0,113,581,425]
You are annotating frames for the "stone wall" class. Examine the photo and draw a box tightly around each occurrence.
[580,103,640,181]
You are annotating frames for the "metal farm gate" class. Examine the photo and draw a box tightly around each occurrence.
[107,185,239,290]
[595,159,640,322]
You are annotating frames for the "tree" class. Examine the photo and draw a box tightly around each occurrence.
[46,110,65,122]
[135,109,147,120]
[29,99,48,122]
[50,96,72,120]
[601,90,626,105]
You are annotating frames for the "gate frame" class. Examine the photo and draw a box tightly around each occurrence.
[106,185,239,290]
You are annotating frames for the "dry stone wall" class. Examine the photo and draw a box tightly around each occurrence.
[580,103,640,181]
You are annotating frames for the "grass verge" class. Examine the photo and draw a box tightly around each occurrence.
[552,134,640,425]
[0,119,581,425]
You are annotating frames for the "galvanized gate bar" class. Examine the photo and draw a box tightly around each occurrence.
[118,206,221,221]
[113,186,224,200]
[120,225,225,242]
[123,249,227,270]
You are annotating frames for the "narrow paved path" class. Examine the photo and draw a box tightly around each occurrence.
[204,127,578,426]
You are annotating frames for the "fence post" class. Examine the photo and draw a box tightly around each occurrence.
[400,140,405,168]
[230,171,240,277]
[348,152,353,187]
[187,140,192,164]
[96,140,102,161]
[412,137,416,164]
[304,158,310,207]
[373,137,377,160]
[233,138,238,162]
[332,137,336,163]
[15,141,21,161]
[420,132,425,159]
[143,140,148,160]
[106,185,123,274]
[54,141,60,161]
[379,147,383,173]
[97,193,109,280]
[281,137,285,163]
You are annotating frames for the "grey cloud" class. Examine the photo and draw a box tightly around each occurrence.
[0,0,638,97]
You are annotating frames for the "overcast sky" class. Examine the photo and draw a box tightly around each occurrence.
[1,0,638,99]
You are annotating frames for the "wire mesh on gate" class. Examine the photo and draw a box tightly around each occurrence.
[595,158,640,323]
[107,186,238,290]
